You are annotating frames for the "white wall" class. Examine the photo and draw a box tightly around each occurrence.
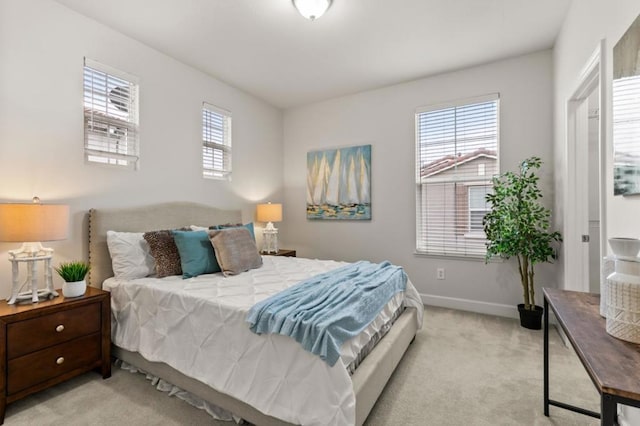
[553,2,640,423]
[553,0,640,275]
[0,0,283,297]
[282,50,556,316]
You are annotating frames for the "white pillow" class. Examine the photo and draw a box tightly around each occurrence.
[189,225,208,231]
[106,231,156,279]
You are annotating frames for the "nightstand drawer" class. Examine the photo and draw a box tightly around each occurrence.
[7,303,101,359]
[262,249,296,257]
[7,332,101,395]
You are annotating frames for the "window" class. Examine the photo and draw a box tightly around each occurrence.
[613,74,640,195]
[83,58,139,169]
[468,185,491,233]
[415,94,499,257]
[202,103,232,180]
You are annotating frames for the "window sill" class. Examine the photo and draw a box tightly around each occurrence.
[413,251,486,262]
[463,233,487,240]
[413,251,504,263]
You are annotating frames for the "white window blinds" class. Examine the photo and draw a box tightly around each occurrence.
[613,75,640,195]
[202,103,232,180]
[83,58,139,169]
[415,94,499,257]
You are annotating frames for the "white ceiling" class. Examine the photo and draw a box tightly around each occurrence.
[55,0,572,109]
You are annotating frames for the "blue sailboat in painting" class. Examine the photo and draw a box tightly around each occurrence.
[307,145,371,220]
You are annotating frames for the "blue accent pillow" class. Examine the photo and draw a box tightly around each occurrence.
[172,230,221,278]
[215,223,255,241]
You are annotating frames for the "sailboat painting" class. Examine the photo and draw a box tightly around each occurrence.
[307,145,371,220]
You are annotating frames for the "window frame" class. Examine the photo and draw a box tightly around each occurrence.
[415,93,500,258]
[83,58,140,170]
[202,102,232,181]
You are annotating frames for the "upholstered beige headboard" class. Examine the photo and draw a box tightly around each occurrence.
[88,202,242,288]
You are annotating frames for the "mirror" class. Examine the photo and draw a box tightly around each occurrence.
[613,14,640,195]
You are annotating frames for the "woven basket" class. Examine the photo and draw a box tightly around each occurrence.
[605,272,640,344]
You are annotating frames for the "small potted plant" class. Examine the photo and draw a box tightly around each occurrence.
[55,261,90,298]
[483,157,562,329]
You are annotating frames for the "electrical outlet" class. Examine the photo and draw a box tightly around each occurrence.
[436,268,445,280]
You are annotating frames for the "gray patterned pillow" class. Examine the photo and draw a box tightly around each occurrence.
[208,228,262,276]
[143,230,182,278]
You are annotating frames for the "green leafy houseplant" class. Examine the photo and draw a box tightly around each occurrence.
[483,157,562,313]
[55,261,90,283]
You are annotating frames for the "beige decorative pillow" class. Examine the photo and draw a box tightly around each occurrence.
[208,228,262,276]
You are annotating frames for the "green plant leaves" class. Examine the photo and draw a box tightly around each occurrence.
[55,261,90,282]
[483,156,562,309]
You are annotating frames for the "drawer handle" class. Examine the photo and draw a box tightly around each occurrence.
[55,325,65,333]
[56,357,65,365]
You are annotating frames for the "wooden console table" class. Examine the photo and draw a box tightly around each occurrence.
[543,287,640,425]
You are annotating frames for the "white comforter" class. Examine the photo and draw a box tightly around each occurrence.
[104,256,424,426]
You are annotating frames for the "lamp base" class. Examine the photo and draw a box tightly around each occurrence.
[11,288,59,304]
[9,242,53,258]
[7,251,58,304]
[262,226,279,254]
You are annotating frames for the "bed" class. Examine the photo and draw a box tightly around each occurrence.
[88,202,423,426]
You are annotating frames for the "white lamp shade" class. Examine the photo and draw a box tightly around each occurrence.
[292,0,332,20]
[256,203,283,223]
[0,203,69,242]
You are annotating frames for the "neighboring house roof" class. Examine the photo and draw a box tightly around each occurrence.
[421,148,497,178]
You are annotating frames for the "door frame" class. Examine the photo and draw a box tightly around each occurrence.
[564,39,607,292]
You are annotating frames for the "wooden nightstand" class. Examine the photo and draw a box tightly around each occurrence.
[262,249,296,257]
[0,286,110,424]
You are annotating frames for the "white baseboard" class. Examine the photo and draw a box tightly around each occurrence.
[420,293,519,319]
[420,293,566,331]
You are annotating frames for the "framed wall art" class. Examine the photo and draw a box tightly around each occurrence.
[306,145,371,220]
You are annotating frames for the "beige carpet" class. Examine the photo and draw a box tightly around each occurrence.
[4,307,600,425]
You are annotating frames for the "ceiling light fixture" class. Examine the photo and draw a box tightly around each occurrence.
[292,0,332,21]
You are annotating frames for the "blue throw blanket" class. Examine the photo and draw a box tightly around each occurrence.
[246,260,407,366]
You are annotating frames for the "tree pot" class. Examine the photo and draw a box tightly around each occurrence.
[517,304,544,330]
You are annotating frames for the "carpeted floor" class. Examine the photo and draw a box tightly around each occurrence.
[4,306,600,425]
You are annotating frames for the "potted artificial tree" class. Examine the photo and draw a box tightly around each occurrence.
[55,261,90,298]
[483,157,562,330]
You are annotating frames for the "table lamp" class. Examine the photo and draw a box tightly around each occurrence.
[0,197,69,304]
[256,202,282,254]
